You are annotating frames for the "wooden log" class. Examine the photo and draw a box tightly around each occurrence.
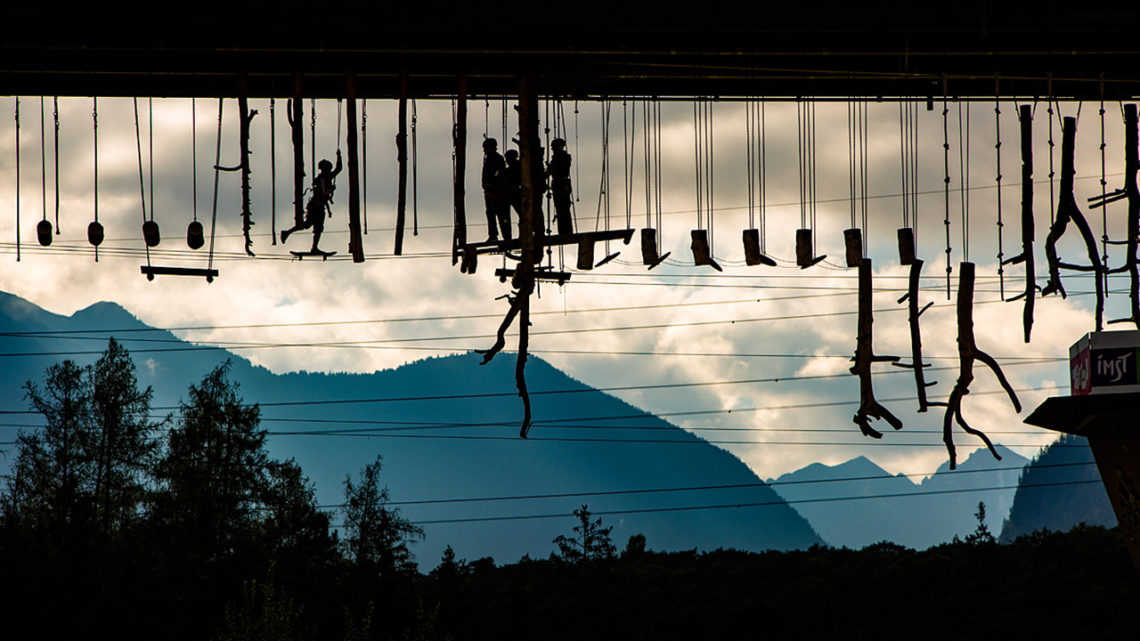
[452,75,468,266]
[892,259,943,412]
[394,74,408,255]
[942,262,1021,469]
[850,259,902,438]
[1042,116,1105,330]
[346,75,364,263]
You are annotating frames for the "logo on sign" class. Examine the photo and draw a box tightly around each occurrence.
[1092,348,1138,387]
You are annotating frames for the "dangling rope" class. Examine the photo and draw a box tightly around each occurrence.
[996,83,1006,299]
[133,97,152,267]
[310,98,316,179]
[1099,75,1110,298]
[1048,74,1057,226]
[362,98,368,235]
[899,101,910,233]
[39,97,46,231]
[193,98,199,226]
[269,97,275,244]
[959,99,971,263]
[208,98,223,274]
[643,100,653,230]
[942,78,952,298]
[693,101,704,233]
[93,96,99,262]
[412,98,418,236]
[595,101,611,236]
[14,97,20,262]
[862,100,872,250]
[760,99,766,254]
[623,98,634,232]
[655,99,663,238]
[53,97,60,235]
[909,100,918,249]
[148,98,154,226]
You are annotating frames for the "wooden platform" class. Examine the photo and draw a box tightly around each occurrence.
[141,265,218,282]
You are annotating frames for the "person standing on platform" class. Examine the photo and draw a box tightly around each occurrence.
[547,137,574,236]
[481,138,511,242]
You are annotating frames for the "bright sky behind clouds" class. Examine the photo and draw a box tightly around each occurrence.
[0,94,1129,479]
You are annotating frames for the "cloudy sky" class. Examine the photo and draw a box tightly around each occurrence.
[0,94,1127,480]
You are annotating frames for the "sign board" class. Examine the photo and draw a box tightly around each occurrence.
[1070,331,1140,395]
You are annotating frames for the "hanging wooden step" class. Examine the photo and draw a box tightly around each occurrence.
[843,228,863,267]
[795,228,826,268]
[577,236,595,270]
[690,229,722,271]
[460,228,633,263]
[897,227,916,265]
[140,265,218,282]
[495,266,571,286]
[742,228,777,266]
[640,228,671,269]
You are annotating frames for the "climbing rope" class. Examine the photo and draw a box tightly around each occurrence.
[53,97,59,234]
[996,84,1006,299]
[14,97,20,262]
[269,98,275,245]
[39,97,46,235]
[958,100,971,262]
[132,97,152,266]
[1099,75,1110,298]
[362,98,368,235]
[209,98,223,273]
[942,78,952,298]
[412,98,418,236]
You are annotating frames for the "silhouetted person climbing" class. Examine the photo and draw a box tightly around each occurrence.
[548,137,574,236]
[281,151,342,253]
[482,138,511,242]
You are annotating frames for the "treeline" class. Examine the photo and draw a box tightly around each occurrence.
[2,342,1138,640]
[0,340,422,640]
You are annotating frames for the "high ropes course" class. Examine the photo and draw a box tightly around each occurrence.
[3,3,1140,471]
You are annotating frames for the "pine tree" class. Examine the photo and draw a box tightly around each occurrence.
[553,504,615,562]
[342,455,425,578]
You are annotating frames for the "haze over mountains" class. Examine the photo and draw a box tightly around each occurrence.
[1,290,1110,561]
[0,291,822,564]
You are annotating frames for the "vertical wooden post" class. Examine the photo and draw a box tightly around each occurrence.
[1018,104,1036,341]
[395,74,408,255]
[1123,104,1140,327]
[452,75,468,266]
[346,74,364,263]
[290,73,305,227]
[515,74,541,438]
[236,72,257,257]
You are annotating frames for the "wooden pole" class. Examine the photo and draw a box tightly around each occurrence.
[395,74,408,255]
[346,74,364,263]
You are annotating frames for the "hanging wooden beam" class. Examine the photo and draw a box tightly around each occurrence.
[288,74,305,228]
[943,261,1021,470]
[394,73,408,255]
[1042,116,1105,330]
[1101,103,1140,328]
[850,259,902,439]
[454,75,468,268]
[345,74,364,263]
[1002,104,1037,342]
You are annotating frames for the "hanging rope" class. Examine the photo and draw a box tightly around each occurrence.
[209,98,223,274]
[1099,75,1110,298]
[39,97,46,230]
[412,98,418,236]
[148,97,154,225]
[14,97,20,262]
[132,97,152,267]
[310,98,316,179]
[269,97,275,245]
[362,98,368,235]
[959,100,971,263]
[760,99,766,254]
[942,79,952,298]
[899,101,910,232]
[996,85,1006,299]
[52,97,59,235]
[92,96,99,261]
[623,99,634,232]
[1048,75,1057,226]
[595,101,611,235]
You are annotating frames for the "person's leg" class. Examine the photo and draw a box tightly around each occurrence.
[484,193,499,241]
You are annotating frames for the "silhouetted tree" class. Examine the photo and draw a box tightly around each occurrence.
[622,533,647,559]
[965,501,996,545]
[553,504,615,562]
[342,455,425,578]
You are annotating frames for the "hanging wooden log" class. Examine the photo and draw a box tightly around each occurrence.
[690,229,722,271]
[1002,104,1037,342]
[795,228,826,268]
[394,74,408,255]
[943,261,1022,470]
[1042,116,1105,330]
[897,227,916,265]
[288,74,305,228]
[577,237,595,270]
[345,75,364,263]
[1098,103,1140,329]
[453,75,468,268]
[217,74,257,257]
[843,228,863,267]
[850,259,902,438]
[742,228,776,266]
[478,73,541,439]
[891,259,944,412]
